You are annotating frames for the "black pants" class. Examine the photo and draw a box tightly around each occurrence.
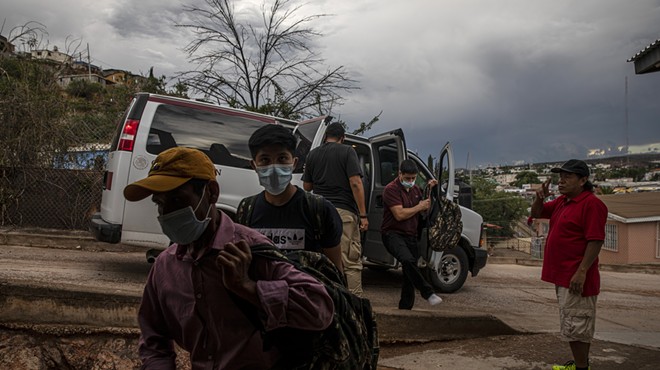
[382,232,435,309]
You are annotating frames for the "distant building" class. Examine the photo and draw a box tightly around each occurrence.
[102,69,148,86]
[57,74,108,88]
[494,173,517,186]
[30,46,73,64]
[628,38,660,75]
[72,60,102,75]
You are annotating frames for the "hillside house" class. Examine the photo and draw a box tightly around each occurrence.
[598,192,660,264]
[30,46,72,64]
[532,192,660,265]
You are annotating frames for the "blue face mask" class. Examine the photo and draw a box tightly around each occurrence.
[401,180,415,189]
[256,164,294,195]
[157,186,212,245]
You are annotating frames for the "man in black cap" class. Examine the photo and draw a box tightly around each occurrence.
[531,159,608,370]
[303,122,368,296]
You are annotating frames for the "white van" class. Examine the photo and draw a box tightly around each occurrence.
[90,93,487,292]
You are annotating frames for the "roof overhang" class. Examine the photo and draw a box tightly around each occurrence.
[608,213,660,224]
[628,38,660,74]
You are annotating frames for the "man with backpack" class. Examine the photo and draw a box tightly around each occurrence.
[382,159,443,309]
[303,122,368,296]
[123,147,334,369]
[237,124,344,271]
[238,125,379,370]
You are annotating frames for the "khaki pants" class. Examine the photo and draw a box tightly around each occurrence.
[337,208,363,296]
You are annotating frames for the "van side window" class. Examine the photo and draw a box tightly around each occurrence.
[408,155,431,192]
[147,104,270,169]
[376,142,399,185]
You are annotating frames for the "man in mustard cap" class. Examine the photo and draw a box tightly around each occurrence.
[125,147,333,369]
[531,159,607,370]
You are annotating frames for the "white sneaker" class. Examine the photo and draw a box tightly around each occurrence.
[427,294,443,306]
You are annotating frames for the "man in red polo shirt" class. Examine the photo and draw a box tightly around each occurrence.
[531,159,608,370]
[381,159,442,310]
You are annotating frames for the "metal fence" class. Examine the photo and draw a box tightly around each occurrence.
[0,166,104,230]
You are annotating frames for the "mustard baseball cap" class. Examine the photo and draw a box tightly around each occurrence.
[124,147,217,201]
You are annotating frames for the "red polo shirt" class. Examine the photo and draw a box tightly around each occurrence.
[381,179,424,236]
[540,190,608,296]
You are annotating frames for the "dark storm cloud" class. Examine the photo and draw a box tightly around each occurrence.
[3,0,660,166]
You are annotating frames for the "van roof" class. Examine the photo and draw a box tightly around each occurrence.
[139,93,299,126]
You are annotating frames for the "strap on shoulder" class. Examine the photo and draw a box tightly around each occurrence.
[236,194,258,226]
[303,192,325,241]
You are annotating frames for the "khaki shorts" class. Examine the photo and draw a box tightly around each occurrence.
[556,286,598,343]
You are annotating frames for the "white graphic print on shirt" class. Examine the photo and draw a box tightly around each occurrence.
[256,228,305,250]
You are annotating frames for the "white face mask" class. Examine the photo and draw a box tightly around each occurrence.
[256,164,294,195]
[401,180,415,189]
[157,186,212,245]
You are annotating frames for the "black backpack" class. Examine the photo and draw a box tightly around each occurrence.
[231,244,379,370]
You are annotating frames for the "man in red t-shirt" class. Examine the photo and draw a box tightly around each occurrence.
[531,159,608,370]
[381,159,442,309]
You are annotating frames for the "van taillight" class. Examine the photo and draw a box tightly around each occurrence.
[118,119,140,151]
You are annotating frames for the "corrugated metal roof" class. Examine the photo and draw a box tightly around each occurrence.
[627,38,660,62]
[599,192,660,222]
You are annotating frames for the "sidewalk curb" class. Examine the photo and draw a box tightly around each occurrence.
[0,227,146,253]
[0,282,522,343]
[488,255,660,274]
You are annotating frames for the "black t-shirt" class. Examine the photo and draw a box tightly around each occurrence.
[302,142,363,214]
[247,187,343,252]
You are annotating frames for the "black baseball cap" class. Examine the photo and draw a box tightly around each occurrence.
[551,159,590,177]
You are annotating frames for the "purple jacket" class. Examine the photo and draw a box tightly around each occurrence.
[138,211,335,370]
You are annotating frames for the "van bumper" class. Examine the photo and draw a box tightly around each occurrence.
[470,247,488,277]
[89,213,122,243]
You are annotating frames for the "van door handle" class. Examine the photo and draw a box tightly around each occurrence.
[376,195,383,207]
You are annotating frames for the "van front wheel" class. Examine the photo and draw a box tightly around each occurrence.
[427,246,469,293]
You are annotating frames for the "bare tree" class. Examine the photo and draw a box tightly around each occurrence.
[4,21,48,52]
[177,0,357,119]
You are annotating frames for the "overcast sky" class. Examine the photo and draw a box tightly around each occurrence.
[3,0,660,167]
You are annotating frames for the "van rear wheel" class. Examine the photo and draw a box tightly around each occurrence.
[427,245,468,293]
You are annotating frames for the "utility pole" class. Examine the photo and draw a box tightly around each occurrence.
[625,76,630,166]
[87,43,92,81]
[466,152,472,185]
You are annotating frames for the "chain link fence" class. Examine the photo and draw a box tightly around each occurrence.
[0,166,104,230]
[0,105,112,230]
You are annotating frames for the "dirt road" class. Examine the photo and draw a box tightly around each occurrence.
[1,242,659,369]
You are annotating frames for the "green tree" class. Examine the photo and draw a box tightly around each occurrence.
[177,0,356,119]
[603,167,648,182]
[470,176,528,237]
[0,58,71,167]
[511,170,540,188]
[351,111,382,136]
[65,79,103,99]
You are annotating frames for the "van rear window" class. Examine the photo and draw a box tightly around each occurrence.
[148,104,277,169]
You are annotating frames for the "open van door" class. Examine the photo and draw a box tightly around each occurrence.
[436,142,456,202]
[291,116,330,177]
[426,142,469,293]
[362,129,407,267]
